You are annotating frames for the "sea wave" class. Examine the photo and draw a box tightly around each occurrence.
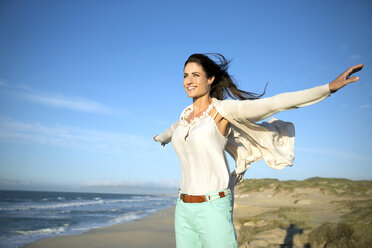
[0,199,105,211]
[0,197,158,211]
[109,212,141,224]
[0,191,176,248]
[14,227,65,235]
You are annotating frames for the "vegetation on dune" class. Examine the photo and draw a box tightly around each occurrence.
[335,199,372,247]
[235,178,280,193]
[237,207,312,245]
[237,217,282,244]
[235,177,372,247]
[308,222,372,248]
[339,199,372,224]
[236,177,372,197]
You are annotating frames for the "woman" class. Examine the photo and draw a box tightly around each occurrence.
[153,53,363,248]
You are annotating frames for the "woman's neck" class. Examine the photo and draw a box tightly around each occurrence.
[192,94,212,116]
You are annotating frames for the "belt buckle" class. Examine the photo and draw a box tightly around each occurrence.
[180,193,186,202]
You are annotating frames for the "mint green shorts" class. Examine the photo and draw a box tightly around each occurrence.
[175,189,238,248]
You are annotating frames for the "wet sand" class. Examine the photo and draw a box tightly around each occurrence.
[23,207,176,248]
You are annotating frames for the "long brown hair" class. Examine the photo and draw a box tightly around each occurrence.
[184,53,266,100]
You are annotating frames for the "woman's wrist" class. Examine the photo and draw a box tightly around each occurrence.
[328,82,338,94]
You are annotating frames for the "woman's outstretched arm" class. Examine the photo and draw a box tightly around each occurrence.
[218,64,364,122]
[153,120,180,146]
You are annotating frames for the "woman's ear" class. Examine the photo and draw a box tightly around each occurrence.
[208,76,215,85]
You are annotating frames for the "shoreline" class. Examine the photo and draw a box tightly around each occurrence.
[22,206,176,248]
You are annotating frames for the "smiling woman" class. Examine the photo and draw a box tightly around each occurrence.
[154,53,363,248]
[184,54,265,101]
[182,54,267,139]
[183,62,213,99]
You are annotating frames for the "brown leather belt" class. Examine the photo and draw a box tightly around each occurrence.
[180,191,228,203]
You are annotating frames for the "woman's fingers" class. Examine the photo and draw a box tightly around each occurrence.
[345,76,360,84]
[344,64,363,83]
[329,64,364,93]
[346,64,364,78]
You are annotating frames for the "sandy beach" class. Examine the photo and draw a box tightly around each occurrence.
[23,178,372,248]
[23,207,176,248]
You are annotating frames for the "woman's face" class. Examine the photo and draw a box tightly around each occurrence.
[183,62,214,99]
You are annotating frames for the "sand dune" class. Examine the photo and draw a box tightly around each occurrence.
[234,178,372,247]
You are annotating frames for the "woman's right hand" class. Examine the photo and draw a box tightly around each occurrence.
[328,64,364,93]
[153,135,166,147]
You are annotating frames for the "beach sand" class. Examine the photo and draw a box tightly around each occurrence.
[23,207,176,248]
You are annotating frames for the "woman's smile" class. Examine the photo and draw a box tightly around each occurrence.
[187,86,197,92]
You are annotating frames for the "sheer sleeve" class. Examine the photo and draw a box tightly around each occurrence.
[155,120,180,144]
[218,83,331,122]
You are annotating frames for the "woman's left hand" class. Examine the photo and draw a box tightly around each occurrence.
[329,64,364,93]
[153,135,166,147]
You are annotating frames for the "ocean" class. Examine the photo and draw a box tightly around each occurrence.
[0,190,176,248]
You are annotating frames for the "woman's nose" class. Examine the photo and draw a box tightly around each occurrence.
[185,78,193,85]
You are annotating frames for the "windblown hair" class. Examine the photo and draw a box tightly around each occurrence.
[184,53,266,100]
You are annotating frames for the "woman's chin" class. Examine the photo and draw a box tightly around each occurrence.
[186,92,196,98]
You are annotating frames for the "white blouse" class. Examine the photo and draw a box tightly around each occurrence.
[171,103,230,195]
[157,83,331,190]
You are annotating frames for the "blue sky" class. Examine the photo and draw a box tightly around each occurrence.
[0,0,371,193]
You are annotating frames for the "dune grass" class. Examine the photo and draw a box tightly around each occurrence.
[235,177,372,247]
[236,207,312,245]
[308,222,372,248]
[339,199,372,224]
[237,177,372,197]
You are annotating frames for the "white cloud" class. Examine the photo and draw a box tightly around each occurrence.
[2,81,117,115]
[360,104,371,109]
[0,80,8,87]
[14,84,32,91]
[351,54,362,59]
[20,92,116,115]
[297,147,372,163]
[341,104,353,110]
[340,47,362,60]
[0,118,156,156]
[341,104,372,110]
